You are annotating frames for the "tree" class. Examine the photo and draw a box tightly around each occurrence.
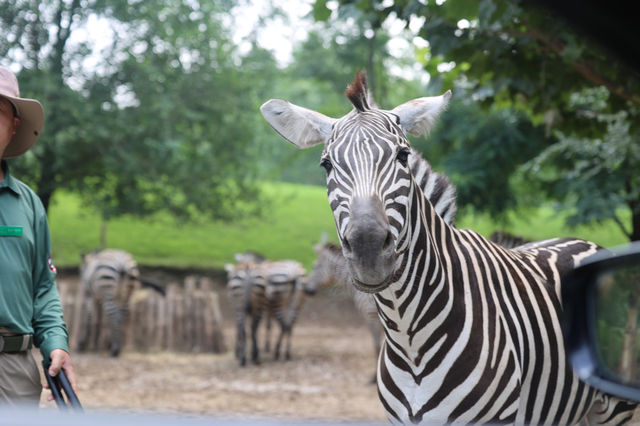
[317,0,640,240]
[268,9,435,186]
[425,100,553,220]
[1,0,102,211]
[1,0,269,234]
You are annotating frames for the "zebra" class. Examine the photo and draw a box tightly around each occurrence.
[77,249,141,357]
[306,150,459,383]
[261,71,638,424]
[225,258,268,366]
[258,260,308,361]
[226,256,308,366]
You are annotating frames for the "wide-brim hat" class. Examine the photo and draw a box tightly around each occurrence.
[0,66,44,158]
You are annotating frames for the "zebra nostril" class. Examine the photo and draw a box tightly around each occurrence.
[383,231,393,251]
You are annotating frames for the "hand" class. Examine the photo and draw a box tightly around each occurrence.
[43,349,78,401]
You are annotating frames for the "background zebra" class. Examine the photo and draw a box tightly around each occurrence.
[77,249,142,357]
[261,71,638,424]
[225,257,268,366]
[226,255,308,366]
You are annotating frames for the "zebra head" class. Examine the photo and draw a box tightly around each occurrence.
[261,71,450,293]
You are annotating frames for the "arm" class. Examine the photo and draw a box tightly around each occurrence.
[30,202,77,395]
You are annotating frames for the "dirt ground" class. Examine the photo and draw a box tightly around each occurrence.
[35,270,388,424]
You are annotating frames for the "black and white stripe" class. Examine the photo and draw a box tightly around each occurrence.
[226,256,307,365]
[225,257,269,366]
[261,71,637,424]
[78,249,140,357]
[307,153,458,383]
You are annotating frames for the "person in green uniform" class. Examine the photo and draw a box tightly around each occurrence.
[0,65,77,406]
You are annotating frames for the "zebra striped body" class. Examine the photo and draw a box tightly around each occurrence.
[226,256,307,366]
[78,249,140,357]
[261,71,637,424]
[259,260,308,361]
[225,258,268,366]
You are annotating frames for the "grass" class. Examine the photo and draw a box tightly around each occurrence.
[48,182,629,270]
[49,182,337,270]
[457,206,629,249]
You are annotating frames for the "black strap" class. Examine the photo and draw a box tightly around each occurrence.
[42,360,83,412]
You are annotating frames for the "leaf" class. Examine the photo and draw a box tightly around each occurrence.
[440,0,479,21]
[312,0,332,21]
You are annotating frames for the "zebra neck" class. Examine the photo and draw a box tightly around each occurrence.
[375,180,463,358]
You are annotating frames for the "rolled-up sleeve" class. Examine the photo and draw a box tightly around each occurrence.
[31,202,68,362]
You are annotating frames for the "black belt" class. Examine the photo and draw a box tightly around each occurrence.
[0,334,33,353]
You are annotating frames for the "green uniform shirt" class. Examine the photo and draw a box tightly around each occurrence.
[0,160,69,361]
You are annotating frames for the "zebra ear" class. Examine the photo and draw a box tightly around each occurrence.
[391,90,452,137]
[261,99,336,148]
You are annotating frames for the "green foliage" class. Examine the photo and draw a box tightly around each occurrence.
[2,0,269,223]
[260,9,431,186]
[319,0,640,241]
[420,99,552,219]
[523,89,640,239]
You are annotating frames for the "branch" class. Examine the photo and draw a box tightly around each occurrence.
[612,212,632,240]
[52,0,82,75]
[519,21,640,107]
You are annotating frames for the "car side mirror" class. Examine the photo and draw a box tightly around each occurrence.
[562,241,640,402]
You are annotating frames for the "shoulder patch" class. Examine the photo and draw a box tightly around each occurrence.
[48,256,57,274]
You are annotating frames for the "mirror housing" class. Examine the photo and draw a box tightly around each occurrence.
[562,241,640,402]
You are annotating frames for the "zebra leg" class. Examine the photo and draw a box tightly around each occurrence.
[91,299,102,351]
[95,282,124,357]
[264,310,272,353]
[250,313,262,365]
[274,317,288,361]
[103,298,123,357]
[284,309,297,361]
[77,297,92,352]
[234,310,246,367]
[284,327,292,361]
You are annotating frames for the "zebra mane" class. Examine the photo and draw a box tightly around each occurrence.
[319,241,342,254]
[345,70,373,112]
[409,148,458,225]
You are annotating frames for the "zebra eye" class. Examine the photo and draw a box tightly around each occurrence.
[396,148,410,167]
[320,158,333,173]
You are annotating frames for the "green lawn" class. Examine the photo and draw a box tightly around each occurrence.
[49,182,338,270]
[457,207,629,249]
[48,183,629,270]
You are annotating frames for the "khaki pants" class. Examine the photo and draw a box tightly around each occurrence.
[0,349,42,406]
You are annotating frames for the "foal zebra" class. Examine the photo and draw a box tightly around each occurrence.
[261,71,637,424]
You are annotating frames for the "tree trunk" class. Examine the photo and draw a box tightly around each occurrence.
[630,199,640,242]
[100,220,108,250]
